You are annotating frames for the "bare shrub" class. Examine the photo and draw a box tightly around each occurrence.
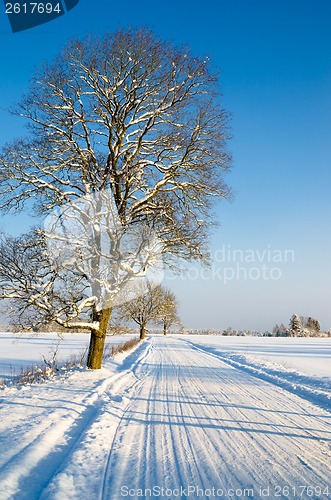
[1,337,140,389]
[103,337,140,361]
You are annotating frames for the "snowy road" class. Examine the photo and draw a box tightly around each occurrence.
[0,336,330,499]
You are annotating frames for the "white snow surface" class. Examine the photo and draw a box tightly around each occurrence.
[0,335,330,499]
[184,335,331,378]
[0,332,135,381]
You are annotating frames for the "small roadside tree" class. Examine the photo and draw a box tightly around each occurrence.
[118,281,164,339]
[156,288,181,335]
[0,28,231,368]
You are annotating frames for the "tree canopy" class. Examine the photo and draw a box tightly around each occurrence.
[0,28,231,368]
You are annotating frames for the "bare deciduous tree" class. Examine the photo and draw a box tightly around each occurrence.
[118,281,164,340]
[0,28,231,368]
[156,288,181,335]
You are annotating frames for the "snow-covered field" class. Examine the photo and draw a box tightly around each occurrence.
[183,335,331,377]
[0,331,136,382]
[0,334,330,499]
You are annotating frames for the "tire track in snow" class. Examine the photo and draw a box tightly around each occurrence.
[0,380,110,499]
[181,337,331,490]
[3,336,329,499]
[0,340,150,500]
[100,336,330,500]
[183,338,331,412]
[180,338,331,489]
[39,340,155,500]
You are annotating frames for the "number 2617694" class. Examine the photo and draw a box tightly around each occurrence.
[5,3,62,15]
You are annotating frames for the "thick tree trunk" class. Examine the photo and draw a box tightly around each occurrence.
[140,324,147,340]
[87,307,112,369]
[163,323,167,336]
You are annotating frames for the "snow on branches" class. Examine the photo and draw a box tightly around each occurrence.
[0,28,231,368]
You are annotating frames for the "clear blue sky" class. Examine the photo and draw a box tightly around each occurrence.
[0,0,331,331]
